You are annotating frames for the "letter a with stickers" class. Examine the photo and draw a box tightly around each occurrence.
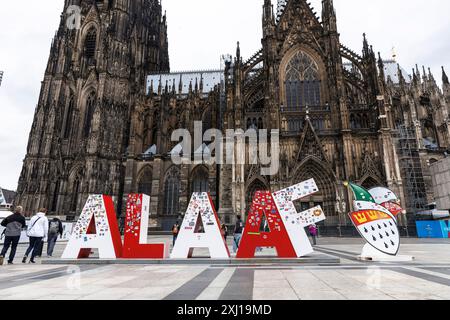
[171,193,230,259]
[123,194,169,259]
[62,195,123,259]
[237,191,297,258]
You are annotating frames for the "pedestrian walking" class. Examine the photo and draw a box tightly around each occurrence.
[22,208,49,264]
[0,206,26,265]
[233,215,244,253]
[47,217,63,257]
[221,223,228,241]
[308,224,318,246]
[172,221,180,246]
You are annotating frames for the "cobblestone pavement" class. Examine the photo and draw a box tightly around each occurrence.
[1,236,450,300]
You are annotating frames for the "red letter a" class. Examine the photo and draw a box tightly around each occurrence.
[236,191,297,258]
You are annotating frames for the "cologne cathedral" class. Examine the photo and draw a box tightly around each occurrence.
[16,0,450,233]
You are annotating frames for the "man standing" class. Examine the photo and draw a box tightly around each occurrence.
[233,215,244,253]
[22,208,49,264]
[0,206,26,265]
[47,217,63,257]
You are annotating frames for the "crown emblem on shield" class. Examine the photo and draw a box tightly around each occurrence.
[367,211,378,220]
[354,212,368,224]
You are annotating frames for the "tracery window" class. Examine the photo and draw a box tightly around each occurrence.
[63,96,75,139]
[163,167,180,215]
[84,28,97,62]
[138,168,153,196]
[284,51,321,111]
[83,91,96,138]
[191,166,209,196]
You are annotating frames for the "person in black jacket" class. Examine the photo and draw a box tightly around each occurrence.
[47,217,63,257]
[0,206,26,265]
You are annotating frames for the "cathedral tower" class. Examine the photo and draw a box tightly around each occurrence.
[16,0,169,216]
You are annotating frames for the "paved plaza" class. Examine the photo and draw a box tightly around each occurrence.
[1,236,450,300]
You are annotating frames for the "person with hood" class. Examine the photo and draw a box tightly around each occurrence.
[0,206,26,265]
[308,224,318,246]
[47,217,64,257]
[22,208,49,264]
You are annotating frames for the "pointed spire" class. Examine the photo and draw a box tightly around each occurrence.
[172,78,176,94]
[263,0,274,24]
[236,41,241,62]
[158,75,162,95]
[442,66,449,85]
[150,79,154,94]
[422,66,428,83]
[397,64,405,87]
[377,52,385,80]
[178,74,183,94]
[199,74,204,93]
[412,68,418,85]
[322,0,337,33]
[362,33,370,58]
[428,67,435,83]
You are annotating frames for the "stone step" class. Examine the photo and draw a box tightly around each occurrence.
[42,253,340,266]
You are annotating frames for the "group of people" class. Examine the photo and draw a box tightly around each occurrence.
[170,215,319,253]
[0,207,64,265]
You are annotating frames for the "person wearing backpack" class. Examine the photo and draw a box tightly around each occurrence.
[0,206,26,265]
[47,217,63,257]
[22,208,49,264]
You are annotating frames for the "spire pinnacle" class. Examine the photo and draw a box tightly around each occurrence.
[443,66,449,85]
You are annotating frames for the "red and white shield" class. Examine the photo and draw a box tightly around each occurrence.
[349,210,400,256]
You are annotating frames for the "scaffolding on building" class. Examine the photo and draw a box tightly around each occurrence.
[394,125,428,221]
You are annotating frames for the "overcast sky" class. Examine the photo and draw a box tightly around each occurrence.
[0,0,449,191]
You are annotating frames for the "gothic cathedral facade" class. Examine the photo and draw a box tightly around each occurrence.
[17,0,450,233]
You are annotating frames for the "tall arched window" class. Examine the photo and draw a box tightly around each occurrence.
[84,28,97,63]
[83,91,96,138]
[63,96,75,139]
[50,180,60,212]
[285,51,321,111]
[191,166,209,196]
[70,177,81,212]
[137,167,152,196]
[163,167,180,215]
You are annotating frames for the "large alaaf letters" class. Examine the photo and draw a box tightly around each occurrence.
[123,194,169,259]
[63,179,326,260]
[171,193,230,259]
[62,195,123,259]
[236,191,297,258]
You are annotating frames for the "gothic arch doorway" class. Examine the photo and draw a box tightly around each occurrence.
[292,158,337,219]
[360,176,381,190]
[137,167,153,196]
[163,167,180,216]
[190,165,209,197]
[245,178,269,214]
